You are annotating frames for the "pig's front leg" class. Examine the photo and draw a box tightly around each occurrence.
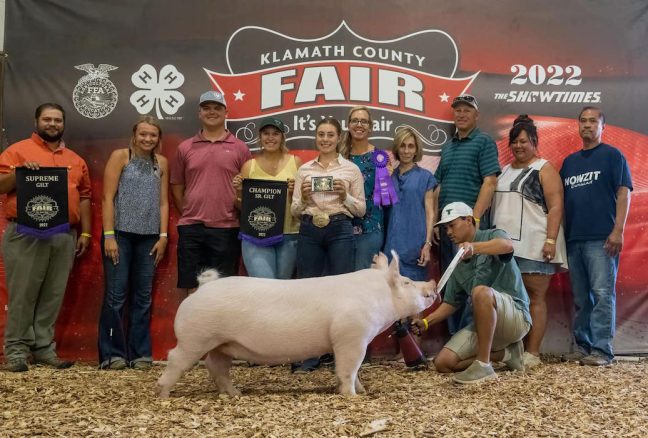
[156,346,204,398]
[333,340,367,396]
[205,349,241,397]
[354,376,366,394]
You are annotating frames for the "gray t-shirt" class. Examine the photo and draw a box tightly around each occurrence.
[443,228,532,325]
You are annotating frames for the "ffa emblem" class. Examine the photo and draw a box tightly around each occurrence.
[72,63,119,119]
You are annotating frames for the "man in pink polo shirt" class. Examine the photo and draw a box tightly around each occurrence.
[171,91,251,293]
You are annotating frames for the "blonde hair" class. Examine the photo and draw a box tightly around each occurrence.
[130,115,163,166]
[392,127,423,162]
[340,106,373,158]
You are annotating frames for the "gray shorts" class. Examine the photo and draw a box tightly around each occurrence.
[444,289,530,360]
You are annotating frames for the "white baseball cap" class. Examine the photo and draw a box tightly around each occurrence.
[435,202,474,226]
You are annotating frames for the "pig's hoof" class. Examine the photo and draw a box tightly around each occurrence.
[355,382,366,394]
[155,383,170,398]
[219,388,242,397]
[228,388,242,397]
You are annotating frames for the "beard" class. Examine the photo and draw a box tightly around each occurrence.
[37,127,64,143]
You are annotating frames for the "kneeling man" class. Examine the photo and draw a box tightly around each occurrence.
[414,202,531,383]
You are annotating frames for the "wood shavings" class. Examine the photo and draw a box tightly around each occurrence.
[1,358,647,436]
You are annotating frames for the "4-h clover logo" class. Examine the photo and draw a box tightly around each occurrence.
[130,64,185,119]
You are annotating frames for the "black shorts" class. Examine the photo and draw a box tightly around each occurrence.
[176,224,241,288]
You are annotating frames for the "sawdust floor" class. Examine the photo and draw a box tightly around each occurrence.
[1,357,647,437]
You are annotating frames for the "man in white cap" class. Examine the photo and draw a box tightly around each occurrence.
[170,91,251,294]
[413,202,531,384]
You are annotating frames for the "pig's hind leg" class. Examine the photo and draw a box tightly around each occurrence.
[333,339,367,396]
[156,345,205,398]
[205,348,241,397]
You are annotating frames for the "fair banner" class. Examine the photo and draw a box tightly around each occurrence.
[1,0,646,359]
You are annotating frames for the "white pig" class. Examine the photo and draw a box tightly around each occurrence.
[156,252,437,397]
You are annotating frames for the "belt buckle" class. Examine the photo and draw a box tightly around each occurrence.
[312,213,330,228]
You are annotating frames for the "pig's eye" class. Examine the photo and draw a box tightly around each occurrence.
[404,281,411,285]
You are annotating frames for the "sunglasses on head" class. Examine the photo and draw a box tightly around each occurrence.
[452,95,476,104]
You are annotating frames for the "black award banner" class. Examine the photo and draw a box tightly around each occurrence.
[15,167,69,238]
[239,179,288,246]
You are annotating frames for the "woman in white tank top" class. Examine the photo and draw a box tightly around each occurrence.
[491,115,567,369]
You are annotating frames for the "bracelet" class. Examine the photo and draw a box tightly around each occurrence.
[104,230,115,236]
[424,241,432,246]
[80,232,92,238]
[545,238,556,245]
[104,234,115,239]
[422,318,429,331]
[159,233,168,238]
[473,217,481,223]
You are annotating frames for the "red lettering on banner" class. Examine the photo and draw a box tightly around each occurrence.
[205,61,477,121]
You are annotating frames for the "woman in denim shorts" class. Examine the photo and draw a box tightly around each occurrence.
[491,115,567,369]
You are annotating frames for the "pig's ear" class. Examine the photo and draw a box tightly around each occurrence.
[387,250,403,288]
[371,252,389,270]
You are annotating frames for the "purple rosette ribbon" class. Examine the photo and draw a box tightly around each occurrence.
[372,150,399,206]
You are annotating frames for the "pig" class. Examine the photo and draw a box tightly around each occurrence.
[156,252,437,397]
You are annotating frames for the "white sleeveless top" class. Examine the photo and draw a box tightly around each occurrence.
[491,159,567,269]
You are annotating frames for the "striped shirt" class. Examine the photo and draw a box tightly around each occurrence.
[291,154,366,218]
[434,128,500,209]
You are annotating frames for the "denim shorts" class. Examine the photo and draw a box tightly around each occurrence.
[515,256,558,275]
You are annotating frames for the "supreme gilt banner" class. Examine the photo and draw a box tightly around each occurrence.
[15,167,69,238]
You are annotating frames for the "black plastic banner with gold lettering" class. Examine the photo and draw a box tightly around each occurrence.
[16,167,69,238]
[239,179,288,246]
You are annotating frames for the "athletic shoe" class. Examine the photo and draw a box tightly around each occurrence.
[6,358,29,372]
[132,361,152,371]
[452,361,497,384]
[523,352,542,369]
[100,358,127,370]
[504,340,525,371]
[561,350,587,362]
[580,354,613,366]
[33,355,74,369]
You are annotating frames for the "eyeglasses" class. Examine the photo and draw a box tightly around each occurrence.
[350,118,370,126]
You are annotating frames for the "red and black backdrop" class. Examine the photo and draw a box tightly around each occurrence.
[1,1,647,361]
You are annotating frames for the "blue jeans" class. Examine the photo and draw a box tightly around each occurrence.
[297,215,355,278]
[567,240,618,359]
[354,230,384,270]
[98,232,158,366]
[242,234,298,279]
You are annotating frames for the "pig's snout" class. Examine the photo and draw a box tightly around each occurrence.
[423,281,439,300]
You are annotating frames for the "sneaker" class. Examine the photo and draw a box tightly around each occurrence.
[132,361,152,371]
[100,358,127,370]
[452,361,497,384]
[319,353,335,366]
[523,352,542,369]
[6,358,29,372]
[33,355,74,369]
[291,357,320,374]
[579,354,613,366]
[561,350,587,362]
[503,340,525,371]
